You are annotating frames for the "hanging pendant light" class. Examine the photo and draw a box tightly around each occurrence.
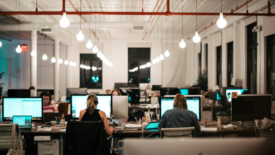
[97,51,102,58]
[193,0,201,44]
[0,41,2,47]
[31,50,36,57]
[42,54,48,60]
[59,12,70,28]
[179,0,186,49]
[159,54,164,60]
[16,45,22,53]
[216,0,227,29]
[76,0,84,41]
[64,60,69,65]
[165,16,170,57]
[92,45,98,53]
[16,1,22,53]
[86,39,93,49]
[164,50,170,57]
[156,57,160,62]
[59,58,63,64]
[51,57,56,63]
[86,4,93,49]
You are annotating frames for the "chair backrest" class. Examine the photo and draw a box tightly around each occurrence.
[0,124,18,150]
[66,121,110,155]
[160,127,195,139]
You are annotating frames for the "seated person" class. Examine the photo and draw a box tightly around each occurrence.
[40,91,58,113]
[79,94,114,135]
[158,94,201,137]
[110,89,121,96]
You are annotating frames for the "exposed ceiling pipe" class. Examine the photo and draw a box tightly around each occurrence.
[67,0,99,41]
[0,36,11,42]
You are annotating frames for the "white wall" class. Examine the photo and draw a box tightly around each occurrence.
[59,43,67,97]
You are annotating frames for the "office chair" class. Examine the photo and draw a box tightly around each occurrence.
[66,121,112,155]
[160,127,195,139]
[255,124,275,154]
[0,124,19,153]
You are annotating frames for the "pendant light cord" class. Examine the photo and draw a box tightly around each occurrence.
[221,0,222,12]
[182,0,183,38]
[18,0,20,44]
[80,0,82,30]
[89,2,91,39]
[196,0,197,31]
[166,16,167,50]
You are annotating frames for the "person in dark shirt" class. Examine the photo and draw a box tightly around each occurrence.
[79,94,114,135]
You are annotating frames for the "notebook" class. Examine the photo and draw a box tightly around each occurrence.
[13,115,32,130]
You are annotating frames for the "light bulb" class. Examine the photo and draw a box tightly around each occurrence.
[164,50,170,57]
[16,45,22,53]
[156,57,160,62]
[217,13,227,29]
[64,60,69,65]
[152,59,156,64]
[42,54,48,60]
[0,41,2,47]
[92,45,98,53]
[73,62,77,67]
[97,51,102,58]
[179,39,186,49]
[146,62,151,67]
[76,30,84,41]
[192,31,201,43]
[159,54,164,60]
[59,12,70,28]
[31,50,36,57]
[59,58,63,64]
[86,39,93,49]
[51,57,56,63]
[69,61,73,66]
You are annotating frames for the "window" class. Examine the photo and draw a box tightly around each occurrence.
[217,46,222,87]
[205,44,208,74]
[227,42,234,86]
[266,34,275,93]
[80,54,102,89]
[198,53,201,73]
[128,48,150,87]
[247,22,257,94]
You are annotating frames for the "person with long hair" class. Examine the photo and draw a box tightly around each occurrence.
[40,91,58,113]
[110,89,121,96]
[79,94,114,135]
[158,94,200,136]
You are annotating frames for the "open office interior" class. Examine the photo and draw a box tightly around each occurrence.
[0,0,275,155]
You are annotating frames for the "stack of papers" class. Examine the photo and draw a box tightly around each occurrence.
[223,124,235,129]
[37,128,52,131]
[125,124,141,130]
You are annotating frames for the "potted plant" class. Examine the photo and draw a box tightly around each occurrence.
[196,70,208,92]
[0,72,5,98]
[216,92,231,124]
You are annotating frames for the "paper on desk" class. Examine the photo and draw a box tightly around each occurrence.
[58,129,66,132]
[37,128,52,131]
[223,124,234,128]
[200,127,217,132]
[125,124,141,128]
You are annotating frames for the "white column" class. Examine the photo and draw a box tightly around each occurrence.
[31,30,37,88]
[54,39,60,100]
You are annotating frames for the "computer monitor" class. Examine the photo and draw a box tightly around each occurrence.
[66,88,88,98]
[2,97,43,121]
[160,87,180,96]
[71,94,112,119]
[222,87,242,96]
[152,85,161,91]
[159,97,201,121]
[225,89,248,102]
[139,83,149,90]
[119,88,140,104]
[8,89,30,97]
[114,83,128,89]
[179,89,189,95]
[232,95,272,121]
[188,87,201,95]
[112,96,128,119]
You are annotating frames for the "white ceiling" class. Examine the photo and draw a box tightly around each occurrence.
[0,0,265,41]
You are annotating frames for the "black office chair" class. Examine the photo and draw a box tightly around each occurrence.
[65,121,112,155]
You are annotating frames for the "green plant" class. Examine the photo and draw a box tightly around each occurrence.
[216,93,231,116]
[196,70,208,91]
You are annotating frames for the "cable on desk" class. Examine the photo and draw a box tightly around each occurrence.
[145,132,156,139]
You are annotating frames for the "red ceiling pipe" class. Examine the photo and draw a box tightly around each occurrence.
[62,0,66,13]
[0,11,273,16]
[166,0,170,14]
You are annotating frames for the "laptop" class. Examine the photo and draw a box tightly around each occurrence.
[43,113,60,123]
[144,122,159,132]
[12,115,32,130]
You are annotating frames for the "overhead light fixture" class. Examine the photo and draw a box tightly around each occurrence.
[64,60,69,65]
[164,50,170,57]
[146,62,151,68]
[86,39,93,49]
[156,57,160,63]
[97,51,102,58]
[179,0,186,49]
[16,45,22,53]
[152,59,156,64]
[193,0,201,44]
[51,57,56,63]
[0,41,2,47]
[59,58,63,64]
[159,54,164,60]
[59,12,70,28]
[92,45,98,53]
[69,61,73,66]
[216,0,227,29]
[42,54,48,60]
[76,0,84,41]
[31,50,36,57]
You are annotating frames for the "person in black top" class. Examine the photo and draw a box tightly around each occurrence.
[79,94,114,135]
